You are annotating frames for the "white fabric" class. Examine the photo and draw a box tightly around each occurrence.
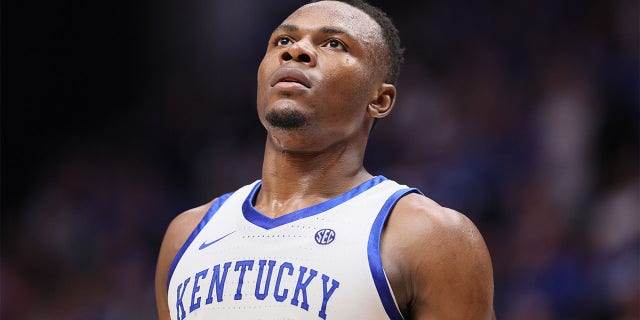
[167,177,408,320]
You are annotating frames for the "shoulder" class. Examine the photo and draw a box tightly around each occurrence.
[384,193,492,276]
[390,193,486,250]
[155,199,217,320]
[163,200,216,250]
[382,193,495,319]
[157,198,217,272]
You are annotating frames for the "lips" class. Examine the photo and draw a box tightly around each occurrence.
[270,68,311,89]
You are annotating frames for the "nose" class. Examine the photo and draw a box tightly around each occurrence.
[280,40,317,66]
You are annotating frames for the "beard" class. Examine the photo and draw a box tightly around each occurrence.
[265,108,309,130]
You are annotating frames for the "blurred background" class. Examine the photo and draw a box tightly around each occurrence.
[2,0,638,318]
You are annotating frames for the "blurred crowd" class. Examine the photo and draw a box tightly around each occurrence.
[2,0,638,319]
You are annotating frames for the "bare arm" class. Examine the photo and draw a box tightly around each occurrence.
[155,200,215,320]
[381,193,495,319]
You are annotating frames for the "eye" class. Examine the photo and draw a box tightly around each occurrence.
[324,39,347,51]
[275,36,292,46]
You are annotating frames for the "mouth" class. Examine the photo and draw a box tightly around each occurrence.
[270,68,311,89]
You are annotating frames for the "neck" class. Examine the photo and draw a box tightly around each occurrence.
[255,136,373,218]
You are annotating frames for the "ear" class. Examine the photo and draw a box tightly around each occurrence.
[367,83,396,119]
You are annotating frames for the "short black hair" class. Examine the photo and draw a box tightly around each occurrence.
[309,0,404,84]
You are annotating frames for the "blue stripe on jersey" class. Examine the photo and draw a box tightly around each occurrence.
[166,192,234,289]
[367,188,422,320]
[242,175,388,230]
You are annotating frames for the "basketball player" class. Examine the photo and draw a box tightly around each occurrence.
[155,1,495,319]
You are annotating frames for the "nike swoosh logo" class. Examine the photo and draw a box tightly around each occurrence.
[198,231,235,250]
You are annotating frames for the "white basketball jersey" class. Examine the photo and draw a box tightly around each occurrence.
[167,176,419,320]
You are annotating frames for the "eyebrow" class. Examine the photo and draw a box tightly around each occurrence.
[276,24,298,32]
[275,24,349,36]
[320,26,347,35]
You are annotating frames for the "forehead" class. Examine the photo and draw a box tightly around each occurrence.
[281,1,383,47]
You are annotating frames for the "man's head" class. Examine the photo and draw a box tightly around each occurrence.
[256,0,403,152]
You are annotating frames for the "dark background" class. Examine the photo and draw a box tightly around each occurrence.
[2,0,638,318]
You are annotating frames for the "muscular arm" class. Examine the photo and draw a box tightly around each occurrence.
[155,200,215,320]
[381,193,495,320]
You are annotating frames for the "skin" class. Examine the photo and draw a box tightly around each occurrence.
[155,1,495,319]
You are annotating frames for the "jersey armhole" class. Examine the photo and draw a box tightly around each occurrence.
[367,188,422,320]
[166,192,234,289]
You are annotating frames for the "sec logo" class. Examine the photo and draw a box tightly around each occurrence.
[315,229,336,245]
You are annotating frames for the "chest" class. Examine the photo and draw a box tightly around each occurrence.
[167,178,410,320]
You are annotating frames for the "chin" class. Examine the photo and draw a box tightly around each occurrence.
[264,107,309,131]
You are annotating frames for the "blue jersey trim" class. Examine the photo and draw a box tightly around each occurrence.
[368,188,422,320]
[166,192,233,290]
[242,175,388,230]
